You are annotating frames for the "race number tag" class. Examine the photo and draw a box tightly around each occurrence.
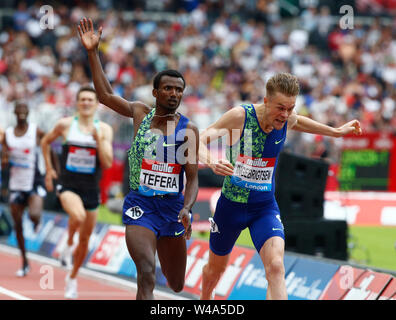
[138,159,181,196]
[66,146,96,174]
[9,147,33,168]
[230,155,275,191]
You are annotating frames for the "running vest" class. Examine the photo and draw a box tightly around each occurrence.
[5,123,38,191]
[128,108,189,196]
[222,104,287,204]
[60,116,101,190]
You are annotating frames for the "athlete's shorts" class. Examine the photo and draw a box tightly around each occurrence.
[9,182,47,206]
[209,193,285,256]
[56,184,100,211]
[122,189,190,239]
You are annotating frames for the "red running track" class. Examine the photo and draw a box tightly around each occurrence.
[0,244,186,300]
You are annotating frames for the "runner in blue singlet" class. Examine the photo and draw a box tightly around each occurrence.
[78,18,199,300]
[199,73,362,300]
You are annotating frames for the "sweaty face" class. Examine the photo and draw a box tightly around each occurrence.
[153,75,184,111]
[265,92,296,130]
[76,91,98,117]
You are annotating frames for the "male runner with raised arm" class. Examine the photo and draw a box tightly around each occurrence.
[78,17,199,300]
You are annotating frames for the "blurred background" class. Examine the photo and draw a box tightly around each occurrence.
[0,0,395,271]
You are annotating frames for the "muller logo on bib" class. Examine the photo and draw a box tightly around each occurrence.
[138,159,182,196]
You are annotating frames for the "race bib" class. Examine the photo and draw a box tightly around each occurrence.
[66,146,96,174]
[9,148,33,168]
[138,159,181,196]
[230,155,275,191]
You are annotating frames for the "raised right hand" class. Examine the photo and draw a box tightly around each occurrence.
[77,17,102,51]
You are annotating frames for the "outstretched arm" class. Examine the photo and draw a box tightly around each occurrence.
[291,115,362,137]
[178,124,200,240]
[78,18,149,118]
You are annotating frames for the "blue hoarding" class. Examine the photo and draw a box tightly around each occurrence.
[285,258,340,300]
[228,254,297,300]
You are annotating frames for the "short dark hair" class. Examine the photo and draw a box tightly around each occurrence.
[153,69,186,90]
[76,85,98,100]
[14,101,28,110]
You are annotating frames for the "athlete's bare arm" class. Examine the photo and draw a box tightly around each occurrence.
[93,122,114,170]
[1,131,9,167]
[199,107,245,176]
[41,117,72,191]
[291,115,362,137]
[179,123,199,239]
[78,17,150,119]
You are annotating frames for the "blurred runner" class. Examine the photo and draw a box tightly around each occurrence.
[78,17,199,300]
[1,102,47,277]
[0,125,3,200]
[199,72,362,300]
[41,86,114,299]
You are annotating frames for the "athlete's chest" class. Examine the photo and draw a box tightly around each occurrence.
[239,127,286,158]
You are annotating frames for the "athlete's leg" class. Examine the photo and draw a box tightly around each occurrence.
[200,195,244,300]
[157,236,187,292]
[69,209,97,279]
[10,202,28,268]
[59,191,86,246]
[125,225,157,300]
[248,199,287,300]
[259,236,287,300]
[200,250,230,300]
[27,194,43,231]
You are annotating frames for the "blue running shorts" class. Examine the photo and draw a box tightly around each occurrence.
[122,189,189,238]
[209,193,285,256]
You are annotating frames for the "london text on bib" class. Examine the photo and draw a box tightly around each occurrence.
[66,146,97,174]
[230,155,275,191]
[139,158,181,196]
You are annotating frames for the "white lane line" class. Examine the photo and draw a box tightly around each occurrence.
[0,243,190,300]
[0,286,31,300]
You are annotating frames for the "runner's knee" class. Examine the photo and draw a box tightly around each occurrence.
[28,211,40,225]
[203,261,227,280]
[167,276,185,293]
[265,258,285,281]
[138,267,156,291]
[71,211,86,225]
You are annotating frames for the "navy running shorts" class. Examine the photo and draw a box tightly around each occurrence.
[122,189,190,239]
[209,193,285,256]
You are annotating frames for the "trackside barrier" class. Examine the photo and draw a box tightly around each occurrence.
[1,207,395,300]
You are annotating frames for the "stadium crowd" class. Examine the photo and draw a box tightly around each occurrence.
[0,0,395,164]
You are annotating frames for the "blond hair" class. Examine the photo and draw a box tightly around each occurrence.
[266,73,300,97]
